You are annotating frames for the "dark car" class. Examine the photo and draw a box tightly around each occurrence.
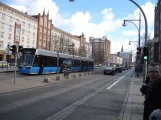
[104,67,115,75]
[115,67,122,73]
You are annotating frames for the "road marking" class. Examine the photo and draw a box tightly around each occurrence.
[106,70,131,90]
[45,77,115,120]
[0,76,104,113]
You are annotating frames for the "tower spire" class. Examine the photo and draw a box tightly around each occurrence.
[121,45,124,52]
[43,7,45,15]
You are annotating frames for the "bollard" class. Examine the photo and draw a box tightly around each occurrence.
[79,74,82,77]
[73,74,76,78]
[65,75,70,79]
[44,78,50,83]
[56,76,60,81]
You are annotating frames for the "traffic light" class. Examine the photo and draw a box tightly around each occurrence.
[10,45,17,55]
[137,47,141,54]
[19,45,23,52]
[143,46,148,60]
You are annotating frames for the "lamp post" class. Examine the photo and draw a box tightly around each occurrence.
[122,13,141,48]
[129,41,138,47]
[129,0,148,82]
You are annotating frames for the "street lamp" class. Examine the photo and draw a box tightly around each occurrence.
[123,16,141,48]
[129,0,148,83]
[129,41,138,47]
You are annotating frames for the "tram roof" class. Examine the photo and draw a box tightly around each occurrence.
[35,49,57,57]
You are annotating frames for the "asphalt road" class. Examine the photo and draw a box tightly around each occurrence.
[0,69,134,120]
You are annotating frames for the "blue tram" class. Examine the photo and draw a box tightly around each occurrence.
[19,48,94,74]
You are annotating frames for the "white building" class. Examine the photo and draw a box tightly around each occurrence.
[0,2,38,60]
[119,52,132,67]
[51,25,80,55]
[110,54,123,67]
[85,42,92,58]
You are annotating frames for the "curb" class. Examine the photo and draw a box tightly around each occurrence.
[0,72,93,96]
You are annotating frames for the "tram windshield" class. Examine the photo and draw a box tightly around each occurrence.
[20,54,35,66]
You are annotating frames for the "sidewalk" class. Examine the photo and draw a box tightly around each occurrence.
[0,66,17,73]
[119,73,144,120]
[0,72,92,94]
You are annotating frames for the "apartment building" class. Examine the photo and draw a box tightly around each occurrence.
[89,36,111,65]
[0,2,38,61]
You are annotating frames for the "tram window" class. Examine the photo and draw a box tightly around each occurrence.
[74,60,80,66]
[33,56,40,67]
[44,56,57,67]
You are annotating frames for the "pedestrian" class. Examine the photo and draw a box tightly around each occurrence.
[149,109,161,120]
[140,63,161,120]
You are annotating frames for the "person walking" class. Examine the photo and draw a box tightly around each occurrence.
[140,63,161,120]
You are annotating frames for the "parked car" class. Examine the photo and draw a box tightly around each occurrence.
[115,67,122,73]
[104,67,115,75]
[0,61,9,68]
[122,67,125,71]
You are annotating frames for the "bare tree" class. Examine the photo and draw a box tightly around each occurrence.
[78,45,87,57]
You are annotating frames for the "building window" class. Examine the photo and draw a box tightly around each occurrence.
[27,38,30,44]
[10,17,13,22]
[8,42,11,45]
[16,35,19,41]
[27,45,30,48]
[9,25,12,31]
[28,23,30,29]
[40,33,42,39]
[33,25,36,30]
[22,37,24,42]
[1,22,4,30]
[33,32,35,37]
[8,33,11,40]
[1,32,4,38]
[2,13,5,20]
[23,21,25,27]
[44,34,46,40]
[28,31,30,36]
[40,27,42,32]
[22,29,24,35]
[44,28,46,33]
[16,19,19,24]
[0,41,3,47]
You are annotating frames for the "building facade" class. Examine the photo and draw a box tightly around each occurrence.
[85,41,92,58]
[89,36,111,65]
[0,2,38,61]
[110,54,123,67]
[118,52,132,67]
[50,25,80,55]
[153,0,160,63]
[31,9,52,50]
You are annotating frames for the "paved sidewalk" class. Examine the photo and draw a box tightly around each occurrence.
[0,66,17,72]
[0,72,92,94]
[119,73,144,120]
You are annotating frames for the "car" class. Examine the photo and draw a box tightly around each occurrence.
[115,67,122,73]
[0,61,9,68]
[104,67,115,75]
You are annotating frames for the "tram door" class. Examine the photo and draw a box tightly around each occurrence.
[38,56,45,74]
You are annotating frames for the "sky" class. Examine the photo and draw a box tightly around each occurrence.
[1,0,158,56]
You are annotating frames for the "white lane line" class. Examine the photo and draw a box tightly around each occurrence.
[106,70,131,90]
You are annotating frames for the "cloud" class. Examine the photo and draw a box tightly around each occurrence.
[127,2,155,29]
[123,30,138,36]
[10,5,27,12]
[10,0,155,54]
[111,38,136,54]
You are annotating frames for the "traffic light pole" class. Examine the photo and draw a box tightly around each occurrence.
[14,44,19,83]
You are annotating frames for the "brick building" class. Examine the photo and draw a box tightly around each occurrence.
[31,9,52,50]
[89,36,111,65]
